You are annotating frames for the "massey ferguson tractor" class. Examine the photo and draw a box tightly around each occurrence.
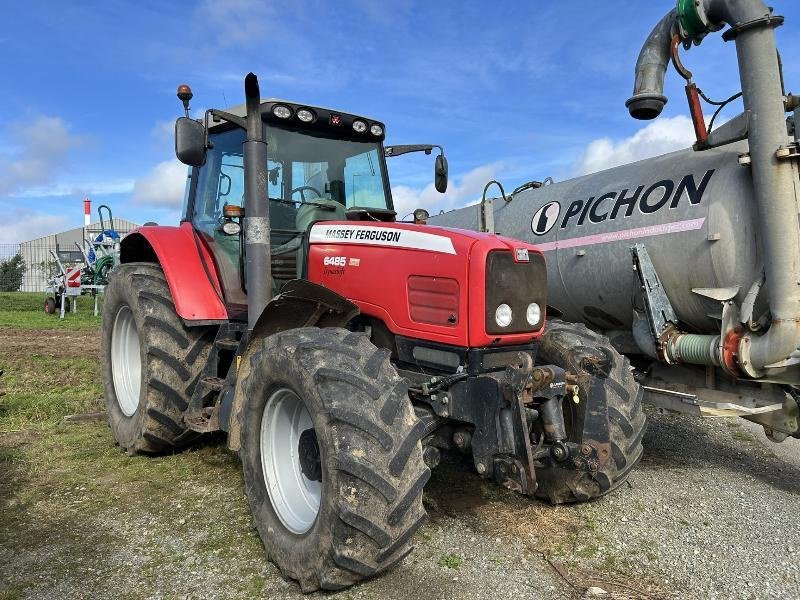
[100,74,644,590]
[435,0,800,443]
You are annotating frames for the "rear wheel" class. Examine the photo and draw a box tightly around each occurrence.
[239,327,429,592]
[535,319,646,503]
[100,262,216,454]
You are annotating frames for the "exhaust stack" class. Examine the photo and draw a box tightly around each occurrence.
[242,73,271,331]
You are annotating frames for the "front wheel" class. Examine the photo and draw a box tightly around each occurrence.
[239,328,429,592]
[534,320,646,503]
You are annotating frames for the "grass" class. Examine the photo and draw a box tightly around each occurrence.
[0,309,101,330]
[438,553,463,569]
[733,428,756,442]
[0,317,281,599]
[0,291,103,330]
[0,355,103,433]
[0,292,48,312]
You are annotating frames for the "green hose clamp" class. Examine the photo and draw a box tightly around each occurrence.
[677,0,708,38]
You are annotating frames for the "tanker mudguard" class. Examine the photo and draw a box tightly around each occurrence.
[120,222,228,322]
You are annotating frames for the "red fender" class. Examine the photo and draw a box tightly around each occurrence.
[120,222,228,322]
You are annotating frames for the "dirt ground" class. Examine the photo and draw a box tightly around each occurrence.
[1,323,799,600]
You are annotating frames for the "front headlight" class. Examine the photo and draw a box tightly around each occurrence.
[495,303,513,328]
[526,302,541,326]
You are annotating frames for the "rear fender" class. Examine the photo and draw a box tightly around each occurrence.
[226,279,359,451]
[120,223,228,322]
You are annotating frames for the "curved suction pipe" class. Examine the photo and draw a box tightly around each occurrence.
[625,9,677,120]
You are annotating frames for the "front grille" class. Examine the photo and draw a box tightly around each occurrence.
[485,250,547,334]
[407,275,459,327]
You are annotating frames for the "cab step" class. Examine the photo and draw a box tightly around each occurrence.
[200,376,225,391]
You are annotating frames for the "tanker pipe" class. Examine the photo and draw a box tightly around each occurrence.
[701,0,800,372]
[629,0,800,375]
[625,9,677,120]
[663,333,721,367]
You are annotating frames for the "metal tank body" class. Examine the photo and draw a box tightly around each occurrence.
[430,140,780,333]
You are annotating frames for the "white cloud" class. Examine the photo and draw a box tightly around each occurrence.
[575,115,696,176]
[196,0,275,46]
[131,160,189,207]
[12,179,134,198]
[0,116,83,195]
[392,162,503,219]
[151,120,175,146]
[0,210,69,245]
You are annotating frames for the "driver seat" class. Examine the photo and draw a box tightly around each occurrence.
[271,198,346,291]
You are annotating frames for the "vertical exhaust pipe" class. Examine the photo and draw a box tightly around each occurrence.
[242,73,271,331]
[628,0,800,374]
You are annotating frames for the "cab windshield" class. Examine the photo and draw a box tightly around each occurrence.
[195,125,392,217]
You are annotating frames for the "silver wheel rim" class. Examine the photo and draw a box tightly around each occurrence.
[260,388,321,534]
[111,305,141,417]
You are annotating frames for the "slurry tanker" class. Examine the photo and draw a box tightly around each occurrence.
[433,0,800,442]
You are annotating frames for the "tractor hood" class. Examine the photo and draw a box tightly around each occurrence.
[306,221,547,348]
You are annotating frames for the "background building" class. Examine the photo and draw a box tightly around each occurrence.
[9,218,139,291]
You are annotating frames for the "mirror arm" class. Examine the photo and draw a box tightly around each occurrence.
[201,109,248,150]
[385,144,445,158]
[208,109,247,130]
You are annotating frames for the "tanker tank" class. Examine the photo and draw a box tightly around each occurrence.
[430,139,777,334]
[430,0,800,440]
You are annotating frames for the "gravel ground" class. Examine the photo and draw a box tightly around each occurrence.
[566,409,800,599]
[3,407,799,599]
[3,315,798,598]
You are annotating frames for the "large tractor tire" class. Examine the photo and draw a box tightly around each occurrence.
[239,327,429,592]
[100,262,216,455]
[535,319,645,504]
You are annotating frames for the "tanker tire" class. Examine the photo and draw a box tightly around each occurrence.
[44,297,56,315]
[239,328,429,593]
[535,319,645,504]
[100,262,216,455]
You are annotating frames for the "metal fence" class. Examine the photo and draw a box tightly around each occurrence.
[1,221,138,295]
[1,241,84,293]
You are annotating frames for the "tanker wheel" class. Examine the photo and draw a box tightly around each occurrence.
[100,262,216,455]
[44,297,56,314]
[239,327,429,592]
[534,319,645,504]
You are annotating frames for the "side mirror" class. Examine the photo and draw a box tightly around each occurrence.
[175,117,207,167]
[435,153,448,193]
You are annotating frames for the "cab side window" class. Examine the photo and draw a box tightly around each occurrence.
[193,129,246,237]
[344,148,385,209]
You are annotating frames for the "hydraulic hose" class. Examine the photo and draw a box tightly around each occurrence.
[663,333,720,367]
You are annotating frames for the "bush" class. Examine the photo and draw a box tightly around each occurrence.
[0,254,25,292]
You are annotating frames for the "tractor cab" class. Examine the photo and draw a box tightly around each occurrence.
[185,99,395,312]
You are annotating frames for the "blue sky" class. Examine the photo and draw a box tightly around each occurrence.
[1,0,798,243]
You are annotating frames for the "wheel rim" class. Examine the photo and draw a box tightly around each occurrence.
[260,388,322,534]
[111,305,141,417]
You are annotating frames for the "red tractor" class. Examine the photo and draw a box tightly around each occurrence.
[100,73,644,591]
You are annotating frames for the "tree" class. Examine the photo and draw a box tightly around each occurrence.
[0,253,26,292]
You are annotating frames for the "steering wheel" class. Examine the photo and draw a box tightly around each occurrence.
[290,185,323,202]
